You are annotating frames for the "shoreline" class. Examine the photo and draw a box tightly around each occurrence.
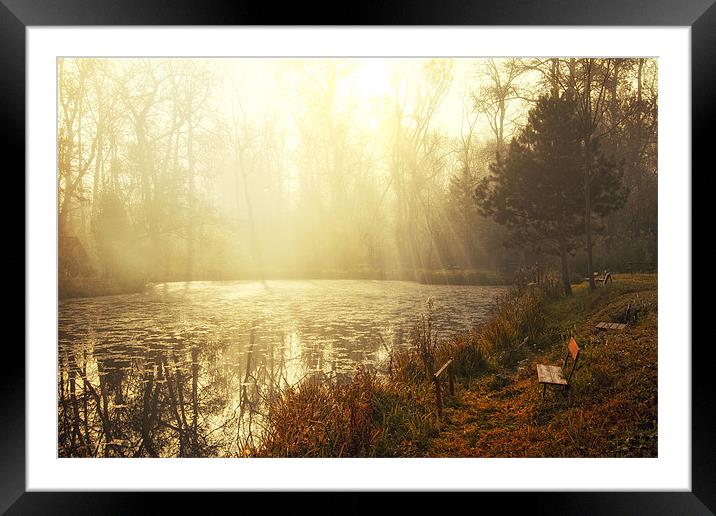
[58,269,511,300]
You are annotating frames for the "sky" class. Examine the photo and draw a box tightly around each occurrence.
[216,57,483,140]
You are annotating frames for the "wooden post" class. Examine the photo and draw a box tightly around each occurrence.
[433,359,453,419]
[433,377,443,419]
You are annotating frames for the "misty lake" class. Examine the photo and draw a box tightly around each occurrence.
[58,280,508,457]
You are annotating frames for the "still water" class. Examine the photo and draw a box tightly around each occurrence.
[58,280,507,457]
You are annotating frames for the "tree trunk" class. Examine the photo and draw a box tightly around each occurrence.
[186,119,196,281]
[583,60,596,291]
[136,120,159,280]
[550,58,560,98]
[558,236,572,296]
[605,60,620,255]
[585,137,596,291]
[92,86,104,216]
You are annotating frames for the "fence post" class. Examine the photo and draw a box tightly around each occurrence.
[448,366,455,396]
[433,376,442,419]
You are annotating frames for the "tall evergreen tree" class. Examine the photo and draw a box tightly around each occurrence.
[474,94,627,295]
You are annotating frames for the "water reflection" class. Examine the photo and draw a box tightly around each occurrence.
[58,280,506,457]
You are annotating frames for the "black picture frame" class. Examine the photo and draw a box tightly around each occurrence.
[6,0,709,512]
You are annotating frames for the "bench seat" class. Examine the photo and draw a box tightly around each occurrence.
[536,337,580,397]
[595,322,627,331]
[536,364,568,386]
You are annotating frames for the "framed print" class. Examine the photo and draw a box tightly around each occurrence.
[7,0,710,512]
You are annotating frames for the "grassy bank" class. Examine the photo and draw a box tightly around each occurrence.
[253,273,657,457]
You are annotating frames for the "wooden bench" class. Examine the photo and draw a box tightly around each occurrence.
[595,301,631,332]
[585,270,612,285]
[595,321,627,331]
[536,337,580,398]
[595,270,612,284]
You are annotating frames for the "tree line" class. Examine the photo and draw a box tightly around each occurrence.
[58,58,657,294]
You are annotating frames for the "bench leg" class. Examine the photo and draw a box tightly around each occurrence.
[542,384,546,399]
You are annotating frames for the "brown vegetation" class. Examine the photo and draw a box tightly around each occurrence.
[253,274,657,457]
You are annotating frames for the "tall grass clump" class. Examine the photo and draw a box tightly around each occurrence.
[413,298,438,379]
[257,367,439,457]
[369,382,440,456]
[474,287,545,367]
[390,298,443,384]
[258,369,375,457]
[443,330,490,378]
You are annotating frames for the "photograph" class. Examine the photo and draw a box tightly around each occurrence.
[56,56,659,459]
